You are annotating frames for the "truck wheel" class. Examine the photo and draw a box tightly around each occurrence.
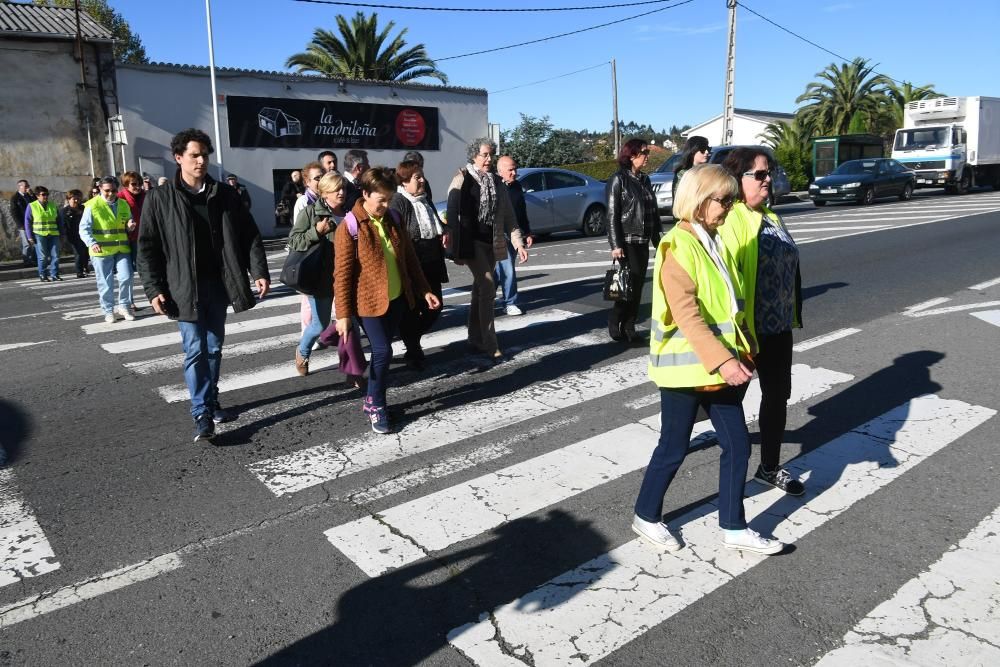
[956,169,971,195]
[899,183,913,201]
[581,205,606,237]
[861,187,875,206]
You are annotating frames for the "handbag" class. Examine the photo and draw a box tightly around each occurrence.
[279,242,326,295]
[275,200,290,218]
[603,258,633,301]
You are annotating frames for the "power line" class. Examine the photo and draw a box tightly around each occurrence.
[439,0,697,61]
[490,61,609,94]
[735,0,910,86]
[294,0,680,12]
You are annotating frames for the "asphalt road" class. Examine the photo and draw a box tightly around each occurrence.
[1,188,1000,666]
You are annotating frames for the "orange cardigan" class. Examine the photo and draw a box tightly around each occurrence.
[334,200,433,319]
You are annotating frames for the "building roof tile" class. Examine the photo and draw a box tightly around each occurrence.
[0,1,113,41]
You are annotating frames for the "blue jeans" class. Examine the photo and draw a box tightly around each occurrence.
[177,282,229,418]
[634,385,751,530]
[91,253,133,314]
[298,295,333,358]
[35,235,60,278]
[493,237,518,308]
[360,296,406,408]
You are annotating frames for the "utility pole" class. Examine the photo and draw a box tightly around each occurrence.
[205,0,225,180]
[611,58,620,158]
[74,0,95,178]
[721,0,737,146]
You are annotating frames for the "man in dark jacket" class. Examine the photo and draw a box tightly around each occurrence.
[225,174,252,210]
[494,156,533,316]
[10,179,36,266]
[341,149,369,212]
[138,128,270,442]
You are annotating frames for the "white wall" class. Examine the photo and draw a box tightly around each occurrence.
[684,116,775,147]
[117,65,488,236]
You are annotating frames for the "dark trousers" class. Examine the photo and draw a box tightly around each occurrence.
[753,330,794,469]
[609,240,650,338]
[399,276,442,361]
[69,238,89,275]
[634,385,751,530]
[360,296,406,408]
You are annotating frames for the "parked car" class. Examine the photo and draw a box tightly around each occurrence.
[649,153,683,217]
[808,158,916,206]
[515,167,607,237]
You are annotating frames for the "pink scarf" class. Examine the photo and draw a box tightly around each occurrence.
[118,188,144,239]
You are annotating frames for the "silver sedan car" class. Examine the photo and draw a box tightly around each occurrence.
[516,167,607,237]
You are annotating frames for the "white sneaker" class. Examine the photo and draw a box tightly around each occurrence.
[505,304,524,316]
[723,528,785,555]
[115,306,135,322]
[104,313,116,324]
[631,515,682,552]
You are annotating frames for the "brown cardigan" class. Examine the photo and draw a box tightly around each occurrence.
[661,221,755,374]
[334,200,433,319]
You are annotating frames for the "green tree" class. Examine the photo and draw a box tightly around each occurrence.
[35,0,148,63]
[501,115,587,168]
[883,81,945,129]
[762,118,813,190]
[796,58,889,135]
[286,11,447,84]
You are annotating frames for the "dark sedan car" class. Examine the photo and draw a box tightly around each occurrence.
[809,158,916,206]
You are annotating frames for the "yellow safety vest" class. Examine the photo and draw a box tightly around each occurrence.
[85,196,132,257]
[29,200,60,236]
[648,226,751,388]
[717,201,801,343]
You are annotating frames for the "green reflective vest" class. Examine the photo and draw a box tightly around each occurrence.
[85,196,132,257]
[29,200,60,236]
[648,226,751,388]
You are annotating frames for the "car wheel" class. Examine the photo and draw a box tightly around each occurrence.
[899,183,913,201]
[861,187,875,206]
[813,200,827,207]
[581,205,606,237]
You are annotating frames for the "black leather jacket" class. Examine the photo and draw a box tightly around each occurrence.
[605,167,661,249]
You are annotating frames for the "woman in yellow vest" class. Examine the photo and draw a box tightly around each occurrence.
[632,164,785,556]
[80,176,136,324]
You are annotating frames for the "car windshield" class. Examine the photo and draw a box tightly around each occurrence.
[894,127,950,151]
[832,161,877,175]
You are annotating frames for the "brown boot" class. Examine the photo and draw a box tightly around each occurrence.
[295,349,309,376]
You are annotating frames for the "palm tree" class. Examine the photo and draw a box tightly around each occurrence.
[286,12,448,84]
[795,58,889,135]
[883,81,945,128]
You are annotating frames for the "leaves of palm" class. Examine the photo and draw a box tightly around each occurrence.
[285,12,448,84]
[795,58,889,136]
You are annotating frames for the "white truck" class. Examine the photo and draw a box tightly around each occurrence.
[891,96,1000,193]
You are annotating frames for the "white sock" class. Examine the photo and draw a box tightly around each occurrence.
[724,528,746,539]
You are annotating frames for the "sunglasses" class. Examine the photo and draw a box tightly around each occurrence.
[699,147,712,154]
[742,169,772,182]
[710,195,736,208]
[639,149,651,156]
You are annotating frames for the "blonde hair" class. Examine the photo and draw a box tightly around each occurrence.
[672,164,738,223]
[317,171,344,195]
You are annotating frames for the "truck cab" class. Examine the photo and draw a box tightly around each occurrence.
[892,123,967,191]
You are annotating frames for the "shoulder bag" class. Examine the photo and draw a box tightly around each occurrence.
[602,258,633,302]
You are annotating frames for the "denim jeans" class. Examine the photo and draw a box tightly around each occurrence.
[91,252,133,314]
[634,385,751,530]
[177,281,229,418]
[298,295,333,358]
[360,296,406,408]
[493,237,518,308]
[35,235,60,278]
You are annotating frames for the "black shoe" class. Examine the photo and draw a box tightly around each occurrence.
[39,276,49,282]
[608,321,625,341]
[193,413,216,442]
[76,272,85,279]
[404,351,426,372]
[212,402,236,424]
[53,275,63,282]
[754,464,805,496]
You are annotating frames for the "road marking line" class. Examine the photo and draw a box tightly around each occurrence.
[41,290,97,301]
[789,225,892,233]
[793,327,861,352]
[444,274,606,300]
[447,395,996,666]
[624,393,659,410]
[906,300,1000,318]
[156,308,581,402]
[902,297,951,314]
[325,364,852,577]
[102,313,300,354]
[0,468,60,588]
[0,340,55,352]
[969,276,1000,290]
[814,504,1000,666]
[971,310,1000,328]
[0,311,62,321]
[125,333,303,375]
[797,209,1000,245]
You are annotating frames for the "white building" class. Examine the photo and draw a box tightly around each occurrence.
[682,108,795,147]
[117,63,488,236]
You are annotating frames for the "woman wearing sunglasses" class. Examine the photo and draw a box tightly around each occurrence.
[719,147,805,497]
[633,163,785,556]
[671,135,712,209]
[605,138,662,342]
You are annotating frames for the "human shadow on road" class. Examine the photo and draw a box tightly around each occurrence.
[254,509,609,666]
[0,399,32,466]
[801,281,848,300]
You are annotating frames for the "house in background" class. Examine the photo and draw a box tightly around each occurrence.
[682,108,795,146]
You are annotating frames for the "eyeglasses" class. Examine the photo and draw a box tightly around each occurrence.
[742,169,772,182]
[310,175,322,182]
[639,149,650,156]
[710,195,736,208]
[476,152,493,159]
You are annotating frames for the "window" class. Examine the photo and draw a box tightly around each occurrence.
[520,172,545,193]
[546,172,585,190]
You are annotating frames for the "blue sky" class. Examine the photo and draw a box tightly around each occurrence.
[113,0,1000,134]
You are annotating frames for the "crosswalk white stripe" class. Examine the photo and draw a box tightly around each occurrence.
[124,333,303,375]
[813,504,1000,666]
[969,275,1000,290]
[0,468,61,588]
[792,327,861,352]
[155,308,581,402]
[0,340,54,352]
[971,309,1000,328]
[902,296,950,314]
[906,300,1000,318]
[81,293,300,335]
[249,342,646,497]
[447,394,996,666]
[786,225,892,233]
[325,364,853,577]
[101,313,300,354]
[42,289,98,301]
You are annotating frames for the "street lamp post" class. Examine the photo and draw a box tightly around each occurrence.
[205,0,225,180]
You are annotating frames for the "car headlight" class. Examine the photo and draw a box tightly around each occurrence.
[808,184,819,190]
[841,182,862,189]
